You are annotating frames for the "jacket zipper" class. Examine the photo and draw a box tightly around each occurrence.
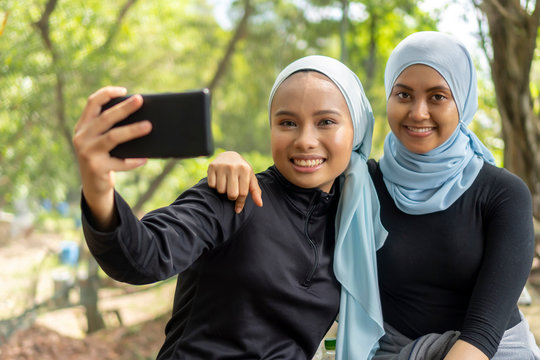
[302,203,318,287]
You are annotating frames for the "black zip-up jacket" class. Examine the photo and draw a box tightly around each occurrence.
[81,166,341,359]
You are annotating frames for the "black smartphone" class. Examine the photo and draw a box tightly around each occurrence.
[101,89,213,159]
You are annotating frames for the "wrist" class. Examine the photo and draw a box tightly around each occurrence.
[444,340,488,360]
[82,187,117,231]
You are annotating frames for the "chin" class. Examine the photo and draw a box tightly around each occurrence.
[403,143,434,154]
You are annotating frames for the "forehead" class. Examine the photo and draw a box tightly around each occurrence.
[271,71,345,106]
[394,64,449,87]
[278,70,336,90]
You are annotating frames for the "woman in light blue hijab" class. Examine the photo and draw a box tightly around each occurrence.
[261,55,389,360]
[210,55,388,359]
[372,31,540,360]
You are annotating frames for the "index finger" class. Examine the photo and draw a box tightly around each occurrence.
[77,86,128,131]
[249,172,263,207]
[234,172,262,213]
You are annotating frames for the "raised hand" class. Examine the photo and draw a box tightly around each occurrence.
[73,86,152,229]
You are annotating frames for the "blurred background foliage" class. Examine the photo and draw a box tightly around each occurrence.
[0,0,524,231]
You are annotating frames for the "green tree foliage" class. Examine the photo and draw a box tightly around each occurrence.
[0,0,482,220]
[0,0,230,214]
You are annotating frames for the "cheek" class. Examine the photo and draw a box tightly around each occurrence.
[386,101,402,130]
[331,126,354,157]
[270,132,289,158]
[440,107,460,131]
[334,127,353,146]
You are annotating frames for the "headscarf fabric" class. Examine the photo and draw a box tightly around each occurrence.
[379,31,495,215]
[269,55,387,360]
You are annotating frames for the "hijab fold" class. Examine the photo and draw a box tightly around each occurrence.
[269,56,387,359]
[380,31,495,215]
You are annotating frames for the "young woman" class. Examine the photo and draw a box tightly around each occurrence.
[73,55,386,359]
[206,32,540,359]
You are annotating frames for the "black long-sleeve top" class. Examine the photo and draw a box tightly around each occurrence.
[81,166,341,359]
[368,159,535,358]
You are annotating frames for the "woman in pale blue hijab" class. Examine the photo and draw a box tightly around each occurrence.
[372,31,540,360]
[206,31,540,360]
[271,55,389,360]
[210,55,389,359]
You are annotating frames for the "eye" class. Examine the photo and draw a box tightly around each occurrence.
[432,94,447,101]
[279,120,296,127]
[396,92,410,100]
[318,119,336,127]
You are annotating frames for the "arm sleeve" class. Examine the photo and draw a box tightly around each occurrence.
[81,179,240,285]
[458,171,535,358]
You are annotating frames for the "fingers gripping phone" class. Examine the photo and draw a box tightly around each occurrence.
[101,89,214,159]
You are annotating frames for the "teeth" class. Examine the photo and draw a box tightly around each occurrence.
[406,126,433,133]
[294,159,324,167]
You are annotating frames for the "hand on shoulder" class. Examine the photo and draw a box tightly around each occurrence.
[207,151,263,213]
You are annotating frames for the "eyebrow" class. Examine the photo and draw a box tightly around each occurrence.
[393,83,451,92]
[273,109,343,117]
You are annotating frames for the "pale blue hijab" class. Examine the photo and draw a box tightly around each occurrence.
[380,31,496,215]
[269,55,387,360]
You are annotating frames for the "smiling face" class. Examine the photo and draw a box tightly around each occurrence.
[270,71,354,193]
[387,64,460,154]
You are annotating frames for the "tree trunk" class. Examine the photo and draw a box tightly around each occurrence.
[80,257,105,334]
[132,160,177,217]
[34,0,141,333]
[476,0,540,218]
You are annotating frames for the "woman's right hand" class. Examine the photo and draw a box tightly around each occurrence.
[207,151,263,213]
[73,86,152,229]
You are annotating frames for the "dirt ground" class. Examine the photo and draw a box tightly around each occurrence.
[0,314,169,360]
[0,232,174,360]
[0,232,539,359]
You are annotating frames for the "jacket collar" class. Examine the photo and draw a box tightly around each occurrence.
[267,165,340,216]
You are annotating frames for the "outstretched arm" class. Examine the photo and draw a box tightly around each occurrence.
[73,86,152,230]
[207,151,263,213]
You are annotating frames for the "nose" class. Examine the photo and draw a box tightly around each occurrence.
[409,99,430,121]
[294,124,318,150]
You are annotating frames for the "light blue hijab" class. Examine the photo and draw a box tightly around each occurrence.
[269,55,387,360]
[380,31,496,215]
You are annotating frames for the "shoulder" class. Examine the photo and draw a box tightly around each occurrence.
[477,162,531,198]
[175,177,235,212]
[184,177,221,197]
[254,166,290,193]
[255,166,279,182]
[472,162,532,217]
[170,177,256,228]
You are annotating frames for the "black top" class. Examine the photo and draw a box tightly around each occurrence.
[82,166,341,360]
[368,159,535,358]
